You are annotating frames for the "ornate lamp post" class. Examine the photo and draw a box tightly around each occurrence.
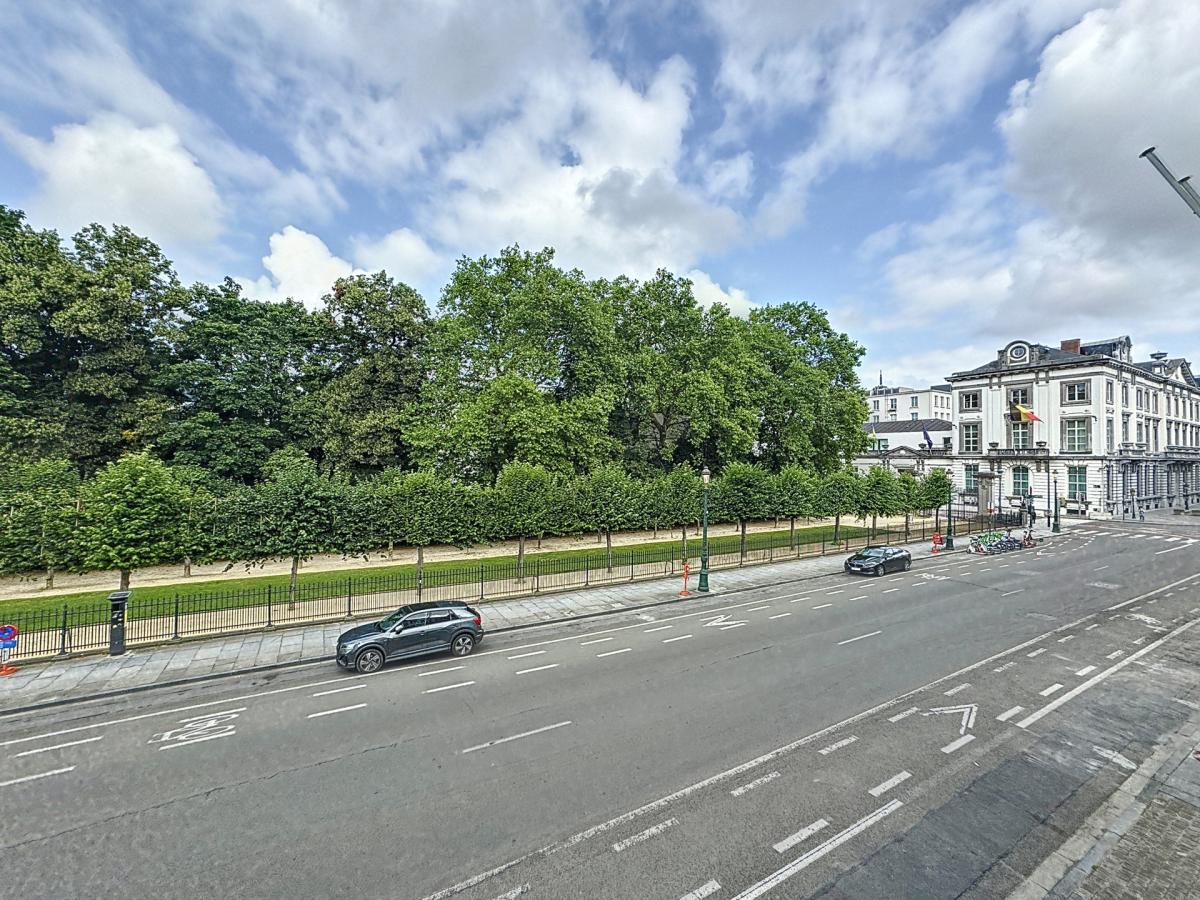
[1053,475,1062,533]
[944,477,955,550]
[698,466,711,592]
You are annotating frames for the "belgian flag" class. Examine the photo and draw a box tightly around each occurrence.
[1008,403,1042,423]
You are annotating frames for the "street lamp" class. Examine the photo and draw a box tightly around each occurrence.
[698,466,711,592]
[944,478,955,550]
[1053,475,1061,533]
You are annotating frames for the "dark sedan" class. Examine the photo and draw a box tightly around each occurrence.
[844,546,912,576]
[336,601,483,673]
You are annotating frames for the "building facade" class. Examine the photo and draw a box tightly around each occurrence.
[867,382,953,423]
[854,419,954,476]
[945,336,1200,519]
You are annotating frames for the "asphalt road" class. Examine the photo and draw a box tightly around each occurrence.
[4,522,1200,900]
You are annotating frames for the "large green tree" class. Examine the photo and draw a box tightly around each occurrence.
[0,458,83,586]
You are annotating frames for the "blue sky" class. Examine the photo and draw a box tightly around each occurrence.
[2,0,1199,387]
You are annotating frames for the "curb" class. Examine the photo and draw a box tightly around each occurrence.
[0,540,986,718]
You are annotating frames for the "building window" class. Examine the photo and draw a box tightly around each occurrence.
[1122,383,1129,406]
[1106,380,1114,404]
[961,423,981,453]
[960,391,981,411]
[1012,466,1030,497]
[888,398,897,410]
[1067,466,1087,500]
[1011,421,1031,449]
[1063,381,1089,403]
[910,396,919,407]
[1136,388,1144,410]
[1137,421,1144,443]
[1063,418,1090,452]
[1009,387,1030,406]
[875,438,889,451]
[964,464,978,491]
[1153,421,1159,451]
[1106,417,1114,452]
[1122,414,1130,442]
[911,412,918,420]
[871,415,878,422]
[1152,392,1158,413]
[942,436,952,450]
[872,399,879,411]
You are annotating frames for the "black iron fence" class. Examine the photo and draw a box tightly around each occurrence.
[4,513,1000,662]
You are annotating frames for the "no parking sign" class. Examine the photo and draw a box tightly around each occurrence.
[0,623,18,676]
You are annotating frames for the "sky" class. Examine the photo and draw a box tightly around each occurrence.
[2,0,1199,388]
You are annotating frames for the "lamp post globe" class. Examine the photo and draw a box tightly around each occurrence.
[698,466,711,592]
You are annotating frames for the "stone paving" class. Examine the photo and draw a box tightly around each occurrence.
[0,524,1037,712]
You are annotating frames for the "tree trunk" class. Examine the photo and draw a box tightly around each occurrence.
[774,515,780,529]
[653,521,658,539]
[833,514,841,544]
[694,519,700,537]
[536,534,542,550]
[904,512,911,542]
[605,529,613,572]
[681,525,688,559]
[119,569,131,591]
[789,517,796,549]
[871,513,877,540]
[739,519,747,563]
[387,539,394,560]
[517,534,526,581]
[288,556,298,609]
[183,556,192,578]
[45,566,55,590]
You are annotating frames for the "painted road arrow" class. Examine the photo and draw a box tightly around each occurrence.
[923,704,978,735]
[702,614,747,628]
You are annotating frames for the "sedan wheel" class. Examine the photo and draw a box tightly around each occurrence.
[355,648,384,674]
[903,558,912,571]
[873,564,884,577]
[451,633,476,657]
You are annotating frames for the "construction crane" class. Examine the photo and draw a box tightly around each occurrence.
[1140,147,1200,220]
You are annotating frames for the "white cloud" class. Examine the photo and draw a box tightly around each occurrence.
[686,269,758,317]
[350,228,446,286]
[238,226,359,306]
[703,151,754,199]
[2,114,223,245]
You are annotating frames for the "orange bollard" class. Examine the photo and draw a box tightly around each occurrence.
[679,561,691,597]
[931,532,942,554]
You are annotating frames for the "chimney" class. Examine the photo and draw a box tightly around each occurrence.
[1060,338,1081,354]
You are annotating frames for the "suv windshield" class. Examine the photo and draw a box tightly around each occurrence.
[377,608,412,630]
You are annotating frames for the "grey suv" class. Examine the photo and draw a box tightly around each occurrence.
[336,601,484,673]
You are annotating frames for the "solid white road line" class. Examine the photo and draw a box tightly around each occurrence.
[461,720,572,755]
[941,734,976,754]
[838,630,882,646]
[580,637,613,646]
[996,706,1024,722]
[1107,572,1200,611]
[943,683,971,696]
[1156,544,1186,554]
[1018,617,1200,730]
[515,664,559,676]
[1076,666,1097,676]
[612,817,678,852]
[419,614,1098,900]
[12,736,103,757]
[418,666,465,677]
[773,818,829,854]
[160,732,235,750]
[1002,589,1025,597]
[732,801,903,900]
[507,650,546,660]
[643,625,673,633]
[1,766,76,788]
[1027,648,1047,657]
[730,771,780,797]
[1039,684,1064,697]
[662,634,693,643]
[887,707,919,722]
[180,707,247,722]
[868,771,911,797]
[307,703,368,719]
[818,736,858,755]
[812,603,833,610]
[678,880,721,900]
[424,681,475,694]
[597,648,632,658]
[312,684,366,697]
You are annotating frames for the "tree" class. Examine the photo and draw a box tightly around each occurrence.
[896,470,922,541]
[0,459,82,586]
[493,461,555,578]
[573,465,633,571]
[817,470,862,544]
[75,452,188,590]
[712,463,772,562]
[922,468,954,532]
[858,466,903,537]
[232,449,339,605]
[395,471,467,589]
[773,465,816,548]
[661,465,701,553]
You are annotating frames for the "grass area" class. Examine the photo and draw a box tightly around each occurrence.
[1,522,877,622]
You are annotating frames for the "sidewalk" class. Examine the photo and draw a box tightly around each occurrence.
[0,527,1006,714]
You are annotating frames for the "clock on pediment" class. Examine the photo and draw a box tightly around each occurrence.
[1006,342,1030,364]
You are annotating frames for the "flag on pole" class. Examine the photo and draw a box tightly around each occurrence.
[1009,403,1042,423]
[923,427,934,449]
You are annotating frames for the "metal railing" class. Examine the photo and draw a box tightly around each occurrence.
[3,514,999,662]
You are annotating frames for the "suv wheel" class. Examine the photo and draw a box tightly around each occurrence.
[355,648,384,674]
[451,633,475,657]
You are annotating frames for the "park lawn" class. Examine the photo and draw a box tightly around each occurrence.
[0,522,872,622]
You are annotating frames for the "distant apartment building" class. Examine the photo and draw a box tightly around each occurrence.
[944,336,1200,519]
[866,381,953,424]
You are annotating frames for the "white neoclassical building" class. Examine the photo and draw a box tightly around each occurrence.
[866,381,953,423]
[944,336,1200,520]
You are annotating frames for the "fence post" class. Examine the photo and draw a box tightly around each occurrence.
[585,555,590,587]
[346,578,353,619]
[821,536,826,557]
[535,558,541,594]
[56,604,70,658]
[266,584,273,630]
[479,564,485,601]
[171,592,181,641]
[630,552,635,582]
